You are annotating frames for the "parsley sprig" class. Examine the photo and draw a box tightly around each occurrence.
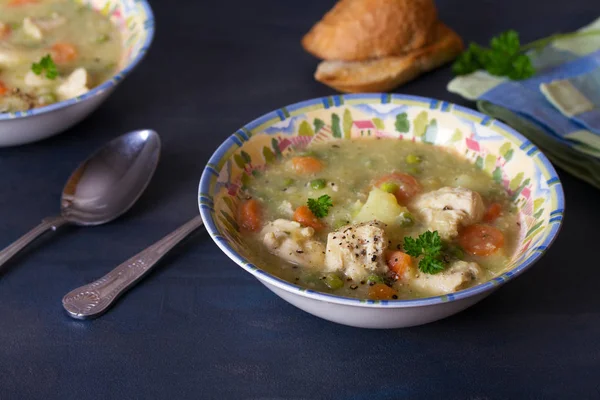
[307,194,332,218]
[403,231,445,275]
[453,29,600,80]
[31,54,58,80]
[452,30,534,80]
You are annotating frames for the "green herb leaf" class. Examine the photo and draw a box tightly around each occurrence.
[452,30,534,80]
[31,54,58,80]
[307,194,333,218]
[403,231,445,274]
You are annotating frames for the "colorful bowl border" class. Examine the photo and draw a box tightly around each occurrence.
[0,0,155,121]
[199,93,565,308]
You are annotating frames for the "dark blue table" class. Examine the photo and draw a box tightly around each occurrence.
[1,1,599,398]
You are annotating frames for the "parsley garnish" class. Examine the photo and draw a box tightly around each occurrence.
[453,29,600,80]
[307,195,332,218]
[452,30,534,80]
[31,54,58,80]
[403,231,445,274]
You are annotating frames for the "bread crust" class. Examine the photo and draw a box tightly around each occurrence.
[313,23,464,93]
[301,0,438,62]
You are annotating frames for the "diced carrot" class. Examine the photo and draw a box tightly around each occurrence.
[458,224,504,256]
[293,205,325,231]
[0,81,7,96]
[51,42,78,64]
[386,251,412,279]
[374,172,421,204]
[238,199,262,232]
[8,0,38,6]
[0,23,10,39]
[483,203,503,223]
[368,283,398,300]
[291,156,323,174]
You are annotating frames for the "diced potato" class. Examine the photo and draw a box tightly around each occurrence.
[353,188,409,225]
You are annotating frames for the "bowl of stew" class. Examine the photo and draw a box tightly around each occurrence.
[0,0,154,147]
[199,94,564,329]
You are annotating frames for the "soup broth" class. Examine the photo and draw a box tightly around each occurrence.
[239,139,521,300]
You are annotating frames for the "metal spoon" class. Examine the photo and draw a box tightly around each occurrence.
[0,129,161,271]
[62,215,204,319]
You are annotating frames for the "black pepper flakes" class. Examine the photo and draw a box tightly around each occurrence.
[371,255,377,262]
[342,236,346,239]
[392,295,398,299]
[373,237,379,242]
[296,250,304,254]
[346,277,353,282]
[443,205,452,211]
[350,284,358,290]
[396,244,402,250]
[352,234,355,239]
[361,249,367,256]
[360,280,365,285]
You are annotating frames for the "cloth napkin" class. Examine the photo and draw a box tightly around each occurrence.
[447,17,600,188]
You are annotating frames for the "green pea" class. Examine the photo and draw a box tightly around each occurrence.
[367,274,384,284]
[380,182,399,193]
[283,178,295,186]
[325,274,344,290]
[444,244,464,260]
[333,219,350,229]
[406,154,422,164]
[310,178,327,190]
[95,33,110,43]
[399,212,414,227]
[451,246,464,259]
[408,167,422,175]
[38,93,57,105]
[251,170,262,177]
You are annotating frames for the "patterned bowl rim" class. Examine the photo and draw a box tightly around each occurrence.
[0,0,155,122]
[199,93,565,308]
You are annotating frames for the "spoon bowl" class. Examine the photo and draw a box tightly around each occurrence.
[61,130,161,226]
[0,129,161,271]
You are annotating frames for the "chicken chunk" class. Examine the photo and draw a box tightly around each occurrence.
[410,260,482,295]
[261,219,325,268]
[56,68,90,101]
[324,220,389,281]
[0,43,25,67]
[411,187,484,240]
[31,13,67,31]
[23,17,43,41]
[24,70,54,88]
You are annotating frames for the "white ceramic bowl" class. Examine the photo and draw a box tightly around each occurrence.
[0,0,154,147]
[199,94,565,329]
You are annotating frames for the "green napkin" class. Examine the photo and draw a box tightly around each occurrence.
[477,100,600,189]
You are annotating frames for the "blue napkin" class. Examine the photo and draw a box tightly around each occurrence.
[448,17,600,160]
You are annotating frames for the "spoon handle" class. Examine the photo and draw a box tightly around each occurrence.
[0,215,68,271]
[62,215,205,319]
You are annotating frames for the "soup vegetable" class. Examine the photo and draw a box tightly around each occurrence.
[0,0,121,113]
[238,139,521,300]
